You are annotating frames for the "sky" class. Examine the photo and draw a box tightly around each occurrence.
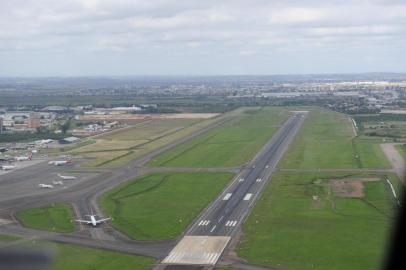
[0,0,406,76]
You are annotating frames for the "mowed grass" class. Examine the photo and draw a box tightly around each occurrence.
[148,107,289,167]
[52,243,154,270]
[80,150,131,167]
[353,136,391,168]
[70,117,229,167]
[280,108,389,169]
[102,119,198,141]
[16,203,75,233]
[237,172,399,270]
[101,172,233,240]
[280,109,356,169]
[0,238,154,270]
[0,235,19,241]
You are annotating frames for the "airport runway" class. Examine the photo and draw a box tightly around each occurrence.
[162,112,306,266]
[0,112,306,265]
[0,115,236,258]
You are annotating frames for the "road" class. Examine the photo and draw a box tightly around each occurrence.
[162,112,306,266]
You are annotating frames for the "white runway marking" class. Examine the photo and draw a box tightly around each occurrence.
[223,193,232,200]
[210,225,217,232]
[225,220,238,227]
[162,236,230,265]
[243,193,253,201]
[198,220,210,226]
[256,178,262,182]
[238,178,244,182]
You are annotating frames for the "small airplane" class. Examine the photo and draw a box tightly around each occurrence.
[39,184,54,189]
[48,159,72,166]
[57,173,76,180]
[1,165,16,170]
[75,215,111,227]
[15,153,32,161]
[52,180,63,185]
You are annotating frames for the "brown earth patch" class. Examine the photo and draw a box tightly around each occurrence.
[331,178,380,198]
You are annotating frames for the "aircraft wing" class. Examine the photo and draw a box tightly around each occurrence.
[96,218,111,223]
[75,220,91,224]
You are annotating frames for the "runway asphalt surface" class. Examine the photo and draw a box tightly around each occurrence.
[0,112,306,266]
[160,112,306,267]
[186,112,305,237]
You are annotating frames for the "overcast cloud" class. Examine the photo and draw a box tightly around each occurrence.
[0,0,405,76]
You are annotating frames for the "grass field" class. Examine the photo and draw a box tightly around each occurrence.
[80,150,131,167]
[280,109,357,169]
[0,237,154,270]
[280,109,389,169]
[69,119,200,167]
[148,107,289,167]
[353,136,392,168]
[0,235,19,241]
[16,203,75,233]
[237,172,399,270]
[69,116,240,167]
[101,172,233,240]
[52,243,154,270]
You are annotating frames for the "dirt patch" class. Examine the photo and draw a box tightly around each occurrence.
[331,178,380,198]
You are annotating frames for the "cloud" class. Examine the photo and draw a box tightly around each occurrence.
[0,0,405,75]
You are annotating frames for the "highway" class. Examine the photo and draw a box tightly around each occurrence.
[162,112,306,266]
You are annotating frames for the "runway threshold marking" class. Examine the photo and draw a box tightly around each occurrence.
[198,220,210,226]
[223,193,232,200]
[243,193,253,201]
[225,220,238,227]
[162,236,230,265]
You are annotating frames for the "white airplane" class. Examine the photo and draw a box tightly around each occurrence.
[39,184,54,189]
[48,159,72,166]
[1,165,15,170]
[15,153,32,161]
[57,173,76,180]
[52,180,63,185]
[75,215,111,227]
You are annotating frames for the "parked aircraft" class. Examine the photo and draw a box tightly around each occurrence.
[15,153,32,161]
[57,174,76,180]
[75,215,111,227]
[52,180,63,185]
[48,159,72,166]
[39,184,53,189]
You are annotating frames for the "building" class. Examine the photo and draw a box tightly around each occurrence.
[29,113,41,129]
